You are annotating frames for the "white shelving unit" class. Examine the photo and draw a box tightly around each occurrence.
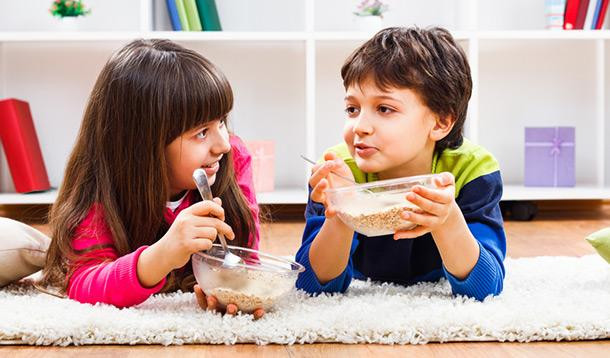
[1,0,610,206]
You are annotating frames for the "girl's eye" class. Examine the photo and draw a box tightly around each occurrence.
[345,106,359,117]
[379,105,394,114]
[196,129,208,139]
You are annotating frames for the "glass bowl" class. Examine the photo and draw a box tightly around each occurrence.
[192,244,305,313]
[325,174,437,236]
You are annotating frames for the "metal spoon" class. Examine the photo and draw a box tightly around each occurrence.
[300,154,374,194]
[192,168,243,269]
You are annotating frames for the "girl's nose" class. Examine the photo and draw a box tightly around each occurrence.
[211,129,231,155]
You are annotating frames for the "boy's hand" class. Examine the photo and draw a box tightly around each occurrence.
[308,152,354,218]
[194,284,265,320]
[394,172,458,239]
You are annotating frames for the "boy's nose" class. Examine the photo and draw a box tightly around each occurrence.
[353,115,373,136]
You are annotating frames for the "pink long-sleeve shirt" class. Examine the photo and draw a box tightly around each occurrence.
[68,135,260,308]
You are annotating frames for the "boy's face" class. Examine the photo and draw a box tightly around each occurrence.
[343,78,440,178]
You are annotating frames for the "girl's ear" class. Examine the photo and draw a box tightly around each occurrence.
[429,114,455,142]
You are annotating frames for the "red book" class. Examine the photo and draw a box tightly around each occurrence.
[0,98,50,193]
[564,0,582,29]
[575,0,591,28]
[595,0,610,28]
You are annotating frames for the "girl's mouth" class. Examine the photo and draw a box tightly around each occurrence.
[202,161,220,176]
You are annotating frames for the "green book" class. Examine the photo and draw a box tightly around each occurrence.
[195,0,222,31]
[174,0,190,31]
[184,0,203,31]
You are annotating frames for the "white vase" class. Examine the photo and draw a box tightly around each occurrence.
[57,16,79,31]
[354,16,383,32]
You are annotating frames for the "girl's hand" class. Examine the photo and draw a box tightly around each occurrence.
[308,152,354,218]
[160,198,235,270]
[194,284,265,320]
[394,172,458,239]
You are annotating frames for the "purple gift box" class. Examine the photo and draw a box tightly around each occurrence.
[524,127,575,187]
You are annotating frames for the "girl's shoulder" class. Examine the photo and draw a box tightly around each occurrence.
[71,203,113,251]
[229,134,251,162]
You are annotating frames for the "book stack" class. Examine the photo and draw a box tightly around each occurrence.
[563,0,610,29]
[166,0,222,31]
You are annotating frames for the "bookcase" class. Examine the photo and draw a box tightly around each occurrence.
[1,0,610,206]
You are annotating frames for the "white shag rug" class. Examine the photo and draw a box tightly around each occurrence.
[1,255,609,346]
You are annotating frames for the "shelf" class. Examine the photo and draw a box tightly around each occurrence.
[2,30,610,43]
[0,31,310,42]
[502,185,610,201]
[0,190,57,205]
[0,188,308,205]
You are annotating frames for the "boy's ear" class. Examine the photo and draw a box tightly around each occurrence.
[429,114,455,142]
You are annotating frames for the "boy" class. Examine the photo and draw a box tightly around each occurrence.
[296,27,505,301]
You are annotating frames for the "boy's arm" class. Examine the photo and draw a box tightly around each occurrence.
[296,195,358,294]
[435,171,506,301]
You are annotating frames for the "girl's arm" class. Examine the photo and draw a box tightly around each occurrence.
[68,207,166,308]
[229,135,260,250]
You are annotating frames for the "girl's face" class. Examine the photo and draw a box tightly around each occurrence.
[343,77,442,179]
[165,119,231,197]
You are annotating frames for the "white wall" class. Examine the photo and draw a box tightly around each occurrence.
[0,0,142,31]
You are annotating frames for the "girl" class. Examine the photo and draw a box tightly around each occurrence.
[40,39,264,318]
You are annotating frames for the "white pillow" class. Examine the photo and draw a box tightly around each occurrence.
[0,217,51,287]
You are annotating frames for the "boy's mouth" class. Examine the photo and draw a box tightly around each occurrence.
[354,142,377,158]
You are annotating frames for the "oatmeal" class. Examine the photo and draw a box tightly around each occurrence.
[335,192,423,236]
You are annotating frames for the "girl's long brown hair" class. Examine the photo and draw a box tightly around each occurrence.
[41,39,257,293]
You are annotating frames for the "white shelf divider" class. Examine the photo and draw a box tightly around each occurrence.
[502,185,610,201]
[596,39,606,187]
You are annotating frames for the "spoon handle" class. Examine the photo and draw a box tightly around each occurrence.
[300,154,357,185]
[192,169,229,252]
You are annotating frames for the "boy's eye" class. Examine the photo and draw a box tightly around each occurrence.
[379,105,394,114]
[345,106,360,116]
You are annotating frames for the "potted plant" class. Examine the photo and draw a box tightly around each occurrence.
[49,0,91,30]
[353,0,389,31]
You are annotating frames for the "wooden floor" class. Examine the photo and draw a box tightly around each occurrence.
[2,201,610,357]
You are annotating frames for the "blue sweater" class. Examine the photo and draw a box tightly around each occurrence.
[295,140,506,301]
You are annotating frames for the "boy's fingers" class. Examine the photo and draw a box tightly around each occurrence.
[401,210,436,228]
[406,192,444,215]
[394,225,430,239]
[194,284,207,309]
[253,308,265,320]
[310,179,329,203]
[412,185,453,204]
[309,163,333,187]
[435,172,455,187]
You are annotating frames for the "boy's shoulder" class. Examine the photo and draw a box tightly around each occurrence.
[433,139,500,196]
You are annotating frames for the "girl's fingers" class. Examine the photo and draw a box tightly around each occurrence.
[191,238,214,252]
[253,308,265,320]
[194,284,207,309]
[406,191,445,215]
[207,295,218,311]
[226,303,238,315]
[213,197,222,206]
[192,217,235,240]
[189,200,225,221]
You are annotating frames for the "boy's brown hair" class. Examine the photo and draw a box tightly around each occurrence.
[341,27,472,152]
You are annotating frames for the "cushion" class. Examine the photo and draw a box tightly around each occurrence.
[585,227,610,264]
[0,217,51,287]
